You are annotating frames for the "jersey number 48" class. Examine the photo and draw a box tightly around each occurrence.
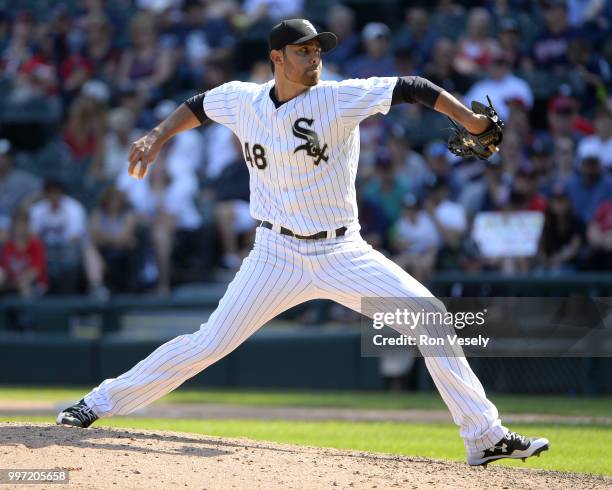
[244,142,267,170]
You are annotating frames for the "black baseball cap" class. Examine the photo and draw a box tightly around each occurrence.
[268,19,337,53]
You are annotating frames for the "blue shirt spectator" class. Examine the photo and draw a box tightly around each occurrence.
[345,22,397,78]
[362,154,409,226]
[323,4,360,74]
[528,0,578,70]
[567,155,612,224]
[393,7,439,69]
[172,1,234,51]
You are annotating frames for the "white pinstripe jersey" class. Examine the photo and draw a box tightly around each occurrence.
[203,76,398,235]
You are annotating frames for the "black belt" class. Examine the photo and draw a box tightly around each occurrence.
[259,220,347,240]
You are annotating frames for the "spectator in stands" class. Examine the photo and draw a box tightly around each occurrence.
[567,151,612,224]
[496,17,522,68]
[0,139,41,244]
[92,107,142,183]
[390,194,440,284]
[29,179,106,296]
[529,138,553,170]
[430,0,467,41]
[81,13,121,84]
[63,81,109,166]
[52,7,90,100]
[525,0,577,72]
[202,121,240,182]
[512,163,548,212]
[115,86,154,130]
[453,7,499,76]
[45,4,73,64]
[506,98,532,143]
[423,37,472,96]
[357,192,390,251]
[586,199,612,269]
[460,157,510,217]
[566,37,608,111]
[496,106,531,180]
[12,30,59,101]
[577,106,612,170]
[546,96,575,140]
[1,10,36,80]
[547,136,577,187]
[528,139,556,193]
[422,140,460,198]
[546,95,593,142]
[82,77,111,105]
[89,186,138,293]
[489,189,536,275]
[393,6,439,69]
[362,153,409,227]
[152,99,203,181]
[197,58,233,98]
[345,23,397,79]
[426,178,467,269]
[59,47,94,101]
[323,4,360,75]
[0,211,47,297]
[175,0,235,87]
[464,50,533,121]
[39,5,73,63]
[387,124,429,197]
[395,47,419,78]
[117,158,202,294]
[537,183,583,273]
[117,12,174,103]
[211,137,255,269]
[197,64,239,183]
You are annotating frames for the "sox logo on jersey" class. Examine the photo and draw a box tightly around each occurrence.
[292,117,329,165]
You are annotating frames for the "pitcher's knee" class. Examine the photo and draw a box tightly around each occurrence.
[184,327,239,364]
[414,297,458,340]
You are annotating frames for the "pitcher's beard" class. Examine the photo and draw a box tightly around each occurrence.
[302,69,320,86]
[283,62,320,87]
[303,74,319,85]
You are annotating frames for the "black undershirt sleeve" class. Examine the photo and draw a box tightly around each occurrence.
[184,92,208,124]
[391,76,443,109]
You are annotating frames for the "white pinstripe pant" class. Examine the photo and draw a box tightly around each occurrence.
[84,225,506,452]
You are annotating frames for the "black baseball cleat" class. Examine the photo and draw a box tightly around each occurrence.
[56,399,99,428]
[467,431,549,466]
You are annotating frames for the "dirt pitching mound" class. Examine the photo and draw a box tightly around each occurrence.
[0,423,609,489]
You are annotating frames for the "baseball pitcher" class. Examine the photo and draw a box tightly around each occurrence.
[58,19,547,467]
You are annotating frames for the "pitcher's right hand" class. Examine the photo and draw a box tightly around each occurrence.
[128,130,163,180]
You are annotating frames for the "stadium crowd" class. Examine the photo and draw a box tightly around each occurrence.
[0,0,611,299]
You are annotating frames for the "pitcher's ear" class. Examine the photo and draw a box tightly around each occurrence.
[270,49,283,66]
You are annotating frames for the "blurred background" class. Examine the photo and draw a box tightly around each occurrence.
[0,0,610,395]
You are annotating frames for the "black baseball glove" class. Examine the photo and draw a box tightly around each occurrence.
[447,95,504,160]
